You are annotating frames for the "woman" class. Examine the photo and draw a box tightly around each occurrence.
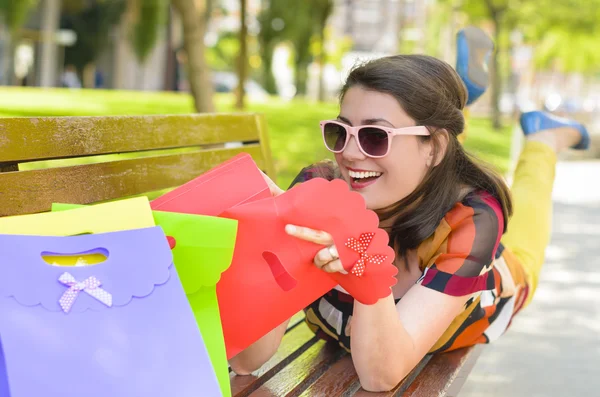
[229,55,590,392]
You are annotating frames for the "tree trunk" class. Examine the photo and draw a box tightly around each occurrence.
[39,0,61,87]
[317,26,326,102]
[294,33,312,97]
[163,7,177,91]
[171,0,215,113]
[1,33,14,86]
[262,43,277,94]
[294,61,309,96]
[235,0,248,109]
[83,63,96,88]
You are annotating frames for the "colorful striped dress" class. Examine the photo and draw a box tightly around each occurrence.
[290,164,531,354]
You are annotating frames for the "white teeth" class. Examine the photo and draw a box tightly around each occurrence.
[348,170,382,179]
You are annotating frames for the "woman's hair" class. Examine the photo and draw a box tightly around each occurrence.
[339,54,513,258]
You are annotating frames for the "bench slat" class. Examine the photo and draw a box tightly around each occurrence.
[0,114,265,163]
[298,356,430,397]
[287,312,307,331]
[349,355,433,397]
[231,323,317,397]
[402,345,483,397]
[298,354,360,397]
[248,339,345,397]
[0,146,264,216]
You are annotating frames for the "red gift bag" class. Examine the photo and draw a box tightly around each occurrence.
[152,154,397,359]
[151,153,271,216]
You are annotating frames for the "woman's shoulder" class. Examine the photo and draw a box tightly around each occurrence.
[447,190,504,235]
[417,190,504,266]
[417,190,504,296]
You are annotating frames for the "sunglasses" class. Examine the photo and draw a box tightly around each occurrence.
[320,120,430,158]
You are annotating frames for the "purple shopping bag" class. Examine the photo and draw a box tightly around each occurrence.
[0,227,221,397]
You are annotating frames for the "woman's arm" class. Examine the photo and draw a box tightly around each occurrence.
[229,318,290,375]
[351,286,469,391]
[283,222,471,390]
[284,192,502,391]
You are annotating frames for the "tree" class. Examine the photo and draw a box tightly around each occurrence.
[206,32,241,71]
[311,0,334,101]
[534,28,600,74]
[62,0,127,87]
[257,0,292,94]
[235,0,248,109]
[131,0,168,64]
[129,0,168,89]
[257,0,336,98]
[171,0,215,112]
[0,0,39,85]
[289,2,314,96]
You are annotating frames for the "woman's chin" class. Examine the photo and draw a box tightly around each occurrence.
[363,195,381,211]
[341,178,385,210]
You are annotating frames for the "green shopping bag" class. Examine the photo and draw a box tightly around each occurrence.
[51,198,237,397]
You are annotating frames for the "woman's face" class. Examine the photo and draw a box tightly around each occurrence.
[335,86,434,210]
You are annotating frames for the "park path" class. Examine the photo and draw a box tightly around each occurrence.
[460,160,600,397]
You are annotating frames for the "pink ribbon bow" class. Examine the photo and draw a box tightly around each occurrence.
[345,233,388,277]
[58,272,113,313]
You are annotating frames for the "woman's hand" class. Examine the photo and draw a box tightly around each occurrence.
[260,171,285,196]
[285,224,348,274]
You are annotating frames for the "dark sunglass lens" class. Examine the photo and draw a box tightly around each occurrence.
[323,123,347,152]
[358,127,389,156]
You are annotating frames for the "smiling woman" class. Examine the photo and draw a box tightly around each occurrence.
[229,54,590,392]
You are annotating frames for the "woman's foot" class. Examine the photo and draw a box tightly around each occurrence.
[456,26,494,106]
[520,111,590,153]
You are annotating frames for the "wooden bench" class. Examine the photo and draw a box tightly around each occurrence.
[230,312,483,397]
[0,114,275,215]
[0,113,482,396]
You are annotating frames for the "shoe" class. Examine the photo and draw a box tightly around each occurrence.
[520,111,590,150]
[456,26,494,106]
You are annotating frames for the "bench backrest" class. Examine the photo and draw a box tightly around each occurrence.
[0,113,274,216]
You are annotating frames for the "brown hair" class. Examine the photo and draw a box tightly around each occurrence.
[339,54,513,258]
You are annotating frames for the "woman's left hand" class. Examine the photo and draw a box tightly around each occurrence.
[285,224,348,274]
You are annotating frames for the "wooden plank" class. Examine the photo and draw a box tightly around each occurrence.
[287,312,306,331]
[401,345,483,397]
[349,355,432,397]
[231,323,318,397]
[297,354,359,397]
[0,113,263,162]
[444,346,484,397]
[0,145,264,216]
[255,114,276,182]
[248,339,345,397]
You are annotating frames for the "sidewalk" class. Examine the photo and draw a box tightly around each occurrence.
[460,161,600,397]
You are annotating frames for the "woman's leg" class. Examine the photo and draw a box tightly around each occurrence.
[501,124,584,307]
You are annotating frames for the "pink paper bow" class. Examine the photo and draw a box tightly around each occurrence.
[58,272,113,313]
[345,233,388,277]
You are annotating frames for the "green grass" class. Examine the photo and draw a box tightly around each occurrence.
[0,87,512,189]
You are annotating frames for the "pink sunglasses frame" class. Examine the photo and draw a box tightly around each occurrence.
[319,120,431,158]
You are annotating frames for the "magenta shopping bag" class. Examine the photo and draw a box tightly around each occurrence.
[0,227,221,397]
